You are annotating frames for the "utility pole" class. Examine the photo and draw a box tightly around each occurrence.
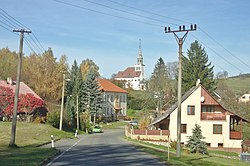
[10,29,31,146]
[164,24,196,157]
[76,95,79,130]
[59,74,66,131]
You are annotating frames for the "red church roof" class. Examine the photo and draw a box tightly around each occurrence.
[0,80,42,100]
[114,67,141,78]
[98,79,127,93]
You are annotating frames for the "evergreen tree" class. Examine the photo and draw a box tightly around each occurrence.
[182,40,216,93]
[80,69,103,125]
[148,57,171,111]
[187,124,208,154]
[66,60,83,128]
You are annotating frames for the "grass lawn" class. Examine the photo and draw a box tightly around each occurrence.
[128,139,249,166]
[221,78,250,94]
[0,121,75,165]
[127,109,141,120]
[101,121,128,129]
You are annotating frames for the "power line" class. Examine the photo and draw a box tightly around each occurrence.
[32,33,45,52]
[81,0,178,26]
[105,0,192,25]
[190,33,243,74]
[0,14,17,29]
[0,7,46,54]
[198,26,250,70]
[0,23,14,33]
[184,40,232,76]
[0,19,13,29]
[53,0,164,27]
[28,34,44,53]
[24,38,36,53]
[0,8,29,29]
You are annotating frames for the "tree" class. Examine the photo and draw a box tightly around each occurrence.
[148,58,171,111]
[80,69,103,126]
[80,59,100,80]
[66,60,83,128]
[0,47,18,80]
[187,124,208,154]
[182,40,216,93]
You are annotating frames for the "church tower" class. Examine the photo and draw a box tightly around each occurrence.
[137,39,143,66]
[135,39,145,74]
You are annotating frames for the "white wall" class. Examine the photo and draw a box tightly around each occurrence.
[169,86,242,148]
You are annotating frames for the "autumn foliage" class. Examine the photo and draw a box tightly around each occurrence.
[0,86,45,116]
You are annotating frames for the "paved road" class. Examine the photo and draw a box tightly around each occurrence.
[45,128,166,166]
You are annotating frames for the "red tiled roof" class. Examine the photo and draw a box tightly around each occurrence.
[0,80,42,100]
[114,67,141,78]
[98,79,127,93]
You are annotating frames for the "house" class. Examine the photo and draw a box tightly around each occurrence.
[114,39,146,90]
[239,93,250,103]
[0,78,42,100]
[98,79,128,120]
[0,78,46,121]
[150,83,249,152]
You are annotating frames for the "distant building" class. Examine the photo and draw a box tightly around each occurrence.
[239,93,250,103]
[98,79,128,120]
[114,39,146,90]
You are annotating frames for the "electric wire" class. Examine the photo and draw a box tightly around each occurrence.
[0,7,46,54]
[190,33,243,74]
[53,0,164,27]
[198,27,250,70]
[105,0,192,25]
[184,40,233,76]
[0,14,17,29]
[81,0,178,26]
[0,24,14,33]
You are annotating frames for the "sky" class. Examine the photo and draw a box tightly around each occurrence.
[0,0,250,78]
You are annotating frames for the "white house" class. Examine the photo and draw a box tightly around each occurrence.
[98,79,128,120]
[239,93,250,103]
[150,84,249,152]
[114,39,146,90]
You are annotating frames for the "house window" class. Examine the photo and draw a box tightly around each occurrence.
[213,124,222,134]
[120,96,122,103]
[107,95,110,101]
[187,105,195,115]
[181,124,187,133]
[202,105,215,112]
[206,143,211,147]
[111,95,114,102]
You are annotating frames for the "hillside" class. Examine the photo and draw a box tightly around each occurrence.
[218,77,250,95]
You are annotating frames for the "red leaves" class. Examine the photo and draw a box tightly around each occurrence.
[0,86,44,116]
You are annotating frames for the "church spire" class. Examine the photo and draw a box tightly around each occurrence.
[137,39,143,65]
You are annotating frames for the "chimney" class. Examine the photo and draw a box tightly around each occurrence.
[196,79,200,86]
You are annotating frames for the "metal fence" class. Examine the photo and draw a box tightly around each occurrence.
[240,152,250,162]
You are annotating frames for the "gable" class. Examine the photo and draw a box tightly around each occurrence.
[201,87,220,105]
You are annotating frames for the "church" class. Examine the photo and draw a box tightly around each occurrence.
[114,39,146,90]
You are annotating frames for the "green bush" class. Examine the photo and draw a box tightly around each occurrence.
[47,111,60,128]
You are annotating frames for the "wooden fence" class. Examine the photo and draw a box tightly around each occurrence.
[125,126,170,141]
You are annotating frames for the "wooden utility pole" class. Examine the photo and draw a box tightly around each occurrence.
[76,95,79,130]
[59,74,66,131]
[164,24,196,157]
[10,29,31,146]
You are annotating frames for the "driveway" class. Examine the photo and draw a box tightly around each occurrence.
[45,128,166,166]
